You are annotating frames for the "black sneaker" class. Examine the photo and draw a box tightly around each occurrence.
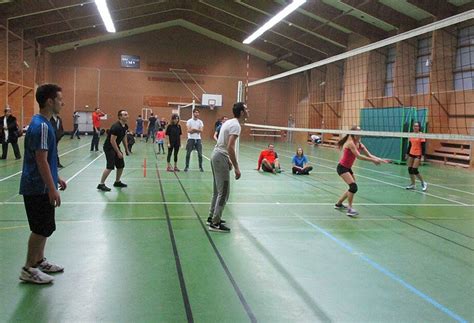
[206,217,226,225]
[199,168,204,172]
[58,163,64,168]
[209,222,230,233]
[184,167,189,172]
[113,181,128,188]
[97,184,111,192]
[334,203,348,210]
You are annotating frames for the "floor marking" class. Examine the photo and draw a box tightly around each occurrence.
[0,143,90,182]
[241,144,469,206]
[66,153,104,184]
[1,201,472,207]
[297,214,468,323]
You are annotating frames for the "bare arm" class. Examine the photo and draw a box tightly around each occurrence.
[110,135,123,158]
[123,135,129,155]
[213,131,218,141]
[227,134,241,179]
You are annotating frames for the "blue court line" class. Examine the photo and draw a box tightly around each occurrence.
[297,215,468,323]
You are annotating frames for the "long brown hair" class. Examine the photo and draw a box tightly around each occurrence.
[337,125,360,148]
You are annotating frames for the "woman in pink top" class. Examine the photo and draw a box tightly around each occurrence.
[335,126,388,217]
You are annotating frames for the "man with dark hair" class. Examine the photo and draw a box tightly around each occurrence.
[184,108,204,172]
[208,102,249,233]
[19,83,67,284]
[97,110,130,192]
[0,106,22,160]
[257,144,281,174]
[146,112,157,143]
[90,107,105,152]
[70,111,80,139]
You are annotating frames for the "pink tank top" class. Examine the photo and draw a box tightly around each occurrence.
[339,143,363,168]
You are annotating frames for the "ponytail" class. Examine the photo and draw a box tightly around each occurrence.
[337,125,360,149]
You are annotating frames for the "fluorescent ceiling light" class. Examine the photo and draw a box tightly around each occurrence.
[243,0,306,44]
[95,0,116,33]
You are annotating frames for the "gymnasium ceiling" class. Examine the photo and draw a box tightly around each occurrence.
[1,0,473,69]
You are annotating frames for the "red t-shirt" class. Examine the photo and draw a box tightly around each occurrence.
[257,149,278,170]
[92,111,104,128]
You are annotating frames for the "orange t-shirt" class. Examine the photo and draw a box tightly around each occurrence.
[409,137,425,156]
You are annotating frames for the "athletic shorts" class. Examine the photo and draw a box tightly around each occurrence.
[105,148,125,170]
[23,194,56,237]
[337,163,353,176]
[262,162,275,172]
[408,153,422,159]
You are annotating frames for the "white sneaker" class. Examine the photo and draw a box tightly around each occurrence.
[346,208,359,217]
[19,267,54,284]
[406,184,415,190]
[37,258,64,273]
[421,182,428,192]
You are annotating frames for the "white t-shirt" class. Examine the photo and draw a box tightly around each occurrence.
[186,118,204,140]
[311,135,320,141]
[214,118,241,156]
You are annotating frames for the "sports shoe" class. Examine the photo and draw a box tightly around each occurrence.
[334,203,348,210]
[97,183,111,192]
[174,166,180,172]
[206,217,226,225]
[184,167,189,172]
[346,208,359,217]
[113,181,128,188]
[166,165,173,172]
[421,182,428,192]
[19,267,54,284]
[37,258,64,273]
[199,168,204,172]
[406,184,415,190]
[209,222,230,233]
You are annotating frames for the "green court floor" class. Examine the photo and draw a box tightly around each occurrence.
[1,137,473,322]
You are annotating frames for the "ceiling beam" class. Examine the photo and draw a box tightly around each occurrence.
[197,0,327,61]
[340,0,418,30]
[302,0,388,41]
[237,0,348,49]
[407,0,457,18]
[182,10,310,67]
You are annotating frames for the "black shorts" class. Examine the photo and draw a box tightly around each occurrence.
[262,162,275,172]
[23,194,56,237]
[105,148,125,170]
[337,163,353,176]
[408,153,422,159]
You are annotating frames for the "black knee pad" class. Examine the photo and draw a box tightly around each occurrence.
[408,167,413,174]
[348,182,358,194]
[412,168,419,175]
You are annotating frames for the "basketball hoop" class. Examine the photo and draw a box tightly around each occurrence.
[209,99,216,111]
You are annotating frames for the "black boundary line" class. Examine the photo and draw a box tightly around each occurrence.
[172,171,258,323]
[153,146,194,323]
[241,143,474,250]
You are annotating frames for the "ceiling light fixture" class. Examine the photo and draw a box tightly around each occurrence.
[243,0,306,44]
[95,0,116,33]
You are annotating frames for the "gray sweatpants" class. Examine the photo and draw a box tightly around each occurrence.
[209,150,230,224]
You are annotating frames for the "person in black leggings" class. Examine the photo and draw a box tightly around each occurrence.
[165,114,182,172]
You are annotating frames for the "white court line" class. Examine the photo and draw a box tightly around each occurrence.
[0,143,90,182]
[245,143,474,196]
[1,201,472,206]
[308,153,474,196]
[240,144,469,206]
[66,153,104,184]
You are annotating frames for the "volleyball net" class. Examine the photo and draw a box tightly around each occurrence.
[244,11,474,146]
